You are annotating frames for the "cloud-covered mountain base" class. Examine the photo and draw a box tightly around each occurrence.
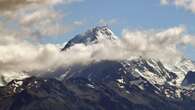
[0,26,195,110]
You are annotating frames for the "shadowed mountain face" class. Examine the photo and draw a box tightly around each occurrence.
[1,26,195,110]
[182,71,195,86]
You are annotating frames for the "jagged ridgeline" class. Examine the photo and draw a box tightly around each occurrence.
[1,26,195,110]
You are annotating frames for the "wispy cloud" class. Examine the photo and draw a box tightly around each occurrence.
[160,0,195,13]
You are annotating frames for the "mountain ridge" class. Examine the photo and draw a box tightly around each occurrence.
[0,76,193,110]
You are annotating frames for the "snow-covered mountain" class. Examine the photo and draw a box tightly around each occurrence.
[57,26,195,100]
[61,26,117,50]
[1,26,195,110]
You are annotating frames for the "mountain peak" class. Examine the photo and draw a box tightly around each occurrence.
[62,26,117,51]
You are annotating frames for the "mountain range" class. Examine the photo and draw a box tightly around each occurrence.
[0,26,195,110]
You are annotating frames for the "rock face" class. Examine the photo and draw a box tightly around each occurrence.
[1,26,195,110]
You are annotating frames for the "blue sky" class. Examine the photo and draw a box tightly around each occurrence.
[43,0,195,60]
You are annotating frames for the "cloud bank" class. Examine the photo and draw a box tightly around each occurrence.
[0,25,195,83]
[161,0,195,13]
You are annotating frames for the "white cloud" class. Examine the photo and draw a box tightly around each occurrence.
[160,0,195,13]
[98,19,117,26]
[120,27,188,64]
